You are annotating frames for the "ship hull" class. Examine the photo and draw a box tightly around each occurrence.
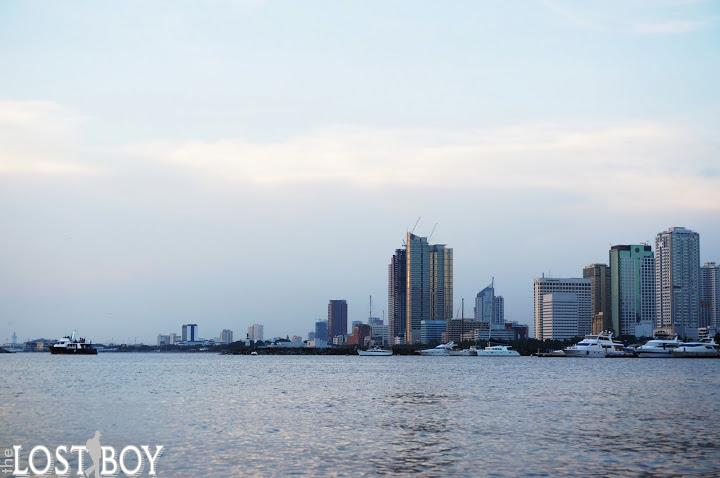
[49,346,98,355]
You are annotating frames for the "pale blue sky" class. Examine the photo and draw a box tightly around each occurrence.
[1,1,719,342]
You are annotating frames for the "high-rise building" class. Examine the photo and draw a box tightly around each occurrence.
[541,292,580,340]
[157,334,170,346]
[609,245,655,337]
[533,278,591,340]
[314,320,328,342]
[387,232,454,344]
[220,329,233,344]
[429,244,453,322]
[181,323,198,342]
[474,280,504,330]
[583,264,611,333]
[700,262,719,329]
[493,295,504,327]
[248,323,264,342]
[655,227,701,338]
[405,233,431,343]
[328,300,348,340]
[388,248,407,341]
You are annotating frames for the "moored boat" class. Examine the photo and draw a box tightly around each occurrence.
[49,332,97,355]
[564,332,632,358]
[477,344,520,357]
[636,336,681,358]
[672,338,719,358]
[358,346,393,356]
[419,341,455,356]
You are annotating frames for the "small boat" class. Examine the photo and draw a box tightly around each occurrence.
[419,341,455,356]
[358,346,393,356]
[250,351,259,356]
[477,344,520,357]
[49,332,97,355]
[636,336,681,358]
[672,338,719,358]
[563,331,632,358]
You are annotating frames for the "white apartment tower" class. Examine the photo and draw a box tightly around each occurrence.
[655,227,701,338]
[533,277,591,340]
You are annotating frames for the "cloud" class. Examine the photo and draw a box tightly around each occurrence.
[0,100,102,176]
[633,20,708,34]
[2,99,719,213]
[131,122,720,212]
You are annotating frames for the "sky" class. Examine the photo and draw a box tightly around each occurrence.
[1,0,719,344]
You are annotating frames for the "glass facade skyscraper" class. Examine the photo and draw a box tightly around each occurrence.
[609,245,655,337]
[327,300,348,340]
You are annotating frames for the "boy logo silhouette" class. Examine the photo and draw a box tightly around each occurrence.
[84,431,103,478]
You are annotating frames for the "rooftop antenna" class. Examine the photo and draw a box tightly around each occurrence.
[369,295,373,320]
[411,216,421,234]
[428,222,438,241]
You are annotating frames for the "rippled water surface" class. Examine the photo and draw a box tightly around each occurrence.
[1,354,719,477]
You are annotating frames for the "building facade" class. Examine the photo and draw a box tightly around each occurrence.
[220,329,233,344]
[402,232,453,344]
[181,323,198,342]
[700,262,719,329]
[328,299,348,340]
[388,248,407,342]
[609,245,655,337]
[541,292,580,340]
[429,244,453,322]
[533,278,591,340]
[474,280,504,330]
[655,227,701,338]
[314,320,328,342]
[583,264,611,333]
[248,323,264,342]
[420,319,447,344]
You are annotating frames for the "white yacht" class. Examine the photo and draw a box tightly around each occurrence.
[358,346,393,356]
[636,336,681,358]
[49,332,97,355]
[419,341,455,356]
[563,332,632,358]
[476,344,520,357]
[672,338,719,358]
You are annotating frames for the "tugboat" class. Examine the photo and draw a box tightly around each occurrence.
[49,332,98,355]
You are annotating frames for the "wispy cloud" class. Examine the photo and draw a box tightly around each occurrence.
[633,19,708,34]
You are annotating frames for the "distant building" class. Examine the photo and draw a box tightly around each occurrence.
[583,264,611,333]
[404,232,453,344]
[314,320,328,342]
[445,319,484,343]
[328,300,348,340]
[169,333,180,345]
[700,262,719,329]
[157,334,170,346]
[388,248,407,343]
[420,320,447,344]
[542,292,579,340]
[371,324,390,346]
[181,324,198,342]
[308,331,316,341]
[351,320,363,330]
[368,317,383,327]
[220,329,233,344]
[248,323,264,342]
[347,324,372,346]
[609,245,655,337]
[474,280,504,330]
[533,278,591,340]
[655,227,701,338]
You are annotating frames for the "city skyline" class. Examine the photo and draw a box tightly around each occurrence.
[2,1,720,343]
